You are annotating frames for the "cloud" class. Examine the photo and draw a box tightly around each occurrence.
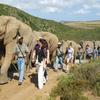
[96,13,100,16]
[0,0,82,13]
[0,0,100,14]
[74,9,90,15]
[37,0,85,13]
[93,3,100,8]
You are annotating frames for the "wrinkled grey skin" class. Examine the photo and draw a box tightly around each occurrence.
[0,16,36,84]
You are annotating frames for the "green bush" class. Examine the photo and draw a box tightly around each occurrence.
[73,61,100,95]
[50,60,100,100]
[51,75,88,100]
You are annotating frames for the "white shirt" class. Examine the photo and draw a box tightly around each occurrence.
[67,47,74,58]
[86,47,92,55]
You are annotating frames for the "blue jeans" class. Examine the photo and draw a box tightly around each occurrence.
[54,56,63,70]
[79,56,82,64]
[17,58,25,83]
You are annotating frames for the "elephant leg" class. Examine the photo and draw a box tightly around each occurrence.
[0,42,14,84]
[51,51,56,62]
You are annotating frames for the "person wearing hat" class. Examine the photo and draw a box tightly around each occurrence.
[85,44,92,63]
[97,46,100,59]
[32,37,49,89]
[53,42,66,72]
[14,36,29,85]
[77,46,83,64]
[93,46,98,60]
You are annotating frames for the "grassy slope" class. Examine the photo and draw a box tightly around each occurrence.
[0,4,100,42]
[64,21,100,29]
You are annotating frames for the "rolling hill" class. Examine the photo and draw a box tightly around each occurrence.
[0,3,100,42]
[63,21,100,29]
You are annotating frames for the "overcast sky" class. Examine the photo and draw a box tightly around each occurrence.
[0,0,100,21]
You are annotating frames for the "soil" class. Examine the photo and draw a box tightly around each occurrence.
[0,68,64,100]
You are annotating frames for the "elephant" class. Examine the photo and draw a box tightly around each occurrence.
[33,31,59,61]
[61,40,80,54]
[94,41,100,47]
[80,41,94,52]
[0,16,36,84]
[0,16,59,84]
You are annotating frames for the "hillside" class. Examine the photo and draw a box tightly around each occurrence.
[64,21,100,29]
[0,4,100,42]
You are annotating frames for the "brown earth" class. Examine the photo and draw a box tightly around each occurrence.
[0,68,64,100]
[0,66,100,100]
[84,91,100,100]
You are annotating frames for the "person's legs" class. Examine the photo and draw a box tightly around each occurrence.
[54,56,59,70]
[66,57,70,73]
[19,58,25,83]
[38,62,44,89]
[17,59,21,81]
[79,56,82,64]
[71,57,74,66]
[43,60,48,83]
[59,57,66,72]
[59,57,63,67]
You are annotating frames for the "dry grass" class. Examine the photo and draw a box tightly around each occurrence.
[64,21,100,29]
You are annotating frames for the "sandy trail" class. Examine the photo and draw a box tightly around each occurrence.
[0,68,64,100]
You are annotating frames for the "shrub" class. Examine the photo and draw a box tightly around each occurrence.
[50,60,100,100]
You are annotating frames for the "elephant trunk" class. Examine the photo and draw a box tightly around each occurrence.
[0,42,14,84]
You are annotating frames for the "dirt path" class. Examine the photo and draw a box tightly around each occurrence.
[0,69,64,100]
[84,91,100,100]
[0,61,99,100]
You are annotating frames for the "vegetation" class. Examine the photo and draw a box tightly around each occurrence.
[64,21,100,29]
[0,4,100,42]
[50,60,100,100]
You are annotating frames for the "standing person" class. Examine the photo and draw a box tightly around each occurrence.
[77,46,83,64]
[32,37,49,89]
[39,37,50,83]
[53,42,66,72]
[64,42,74,73]
[85,44,92,63]
[93,46,98,60]
[97,46,100,59]
[14,36,29,85]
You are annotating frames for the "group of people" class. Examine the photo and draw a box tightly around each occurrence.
[53,42,74,73]
[13,36,100,89]
[14,36,49,89]
[77,44,100,63]
[53,42,100,73]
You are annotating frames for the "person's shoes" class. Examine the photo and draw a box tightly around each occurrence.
[43,83,46,85]
[23,77,26,80]
[62,69,67,73]
[46,76,48,81]
[53,69,57,72]
[18,82,22,86]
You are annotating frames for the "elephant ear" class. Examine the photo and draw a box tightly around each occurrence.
[4,18,20,45]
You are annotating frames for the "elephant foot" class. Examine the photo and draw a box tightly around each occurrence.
[0,73,8,85]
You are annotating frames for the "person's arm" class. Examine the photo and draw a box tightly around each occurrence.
[47,49,50,64]
[32,49,36,63]
[25,44,29,65]
[12,45,19,62]
[72,48,74,57]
